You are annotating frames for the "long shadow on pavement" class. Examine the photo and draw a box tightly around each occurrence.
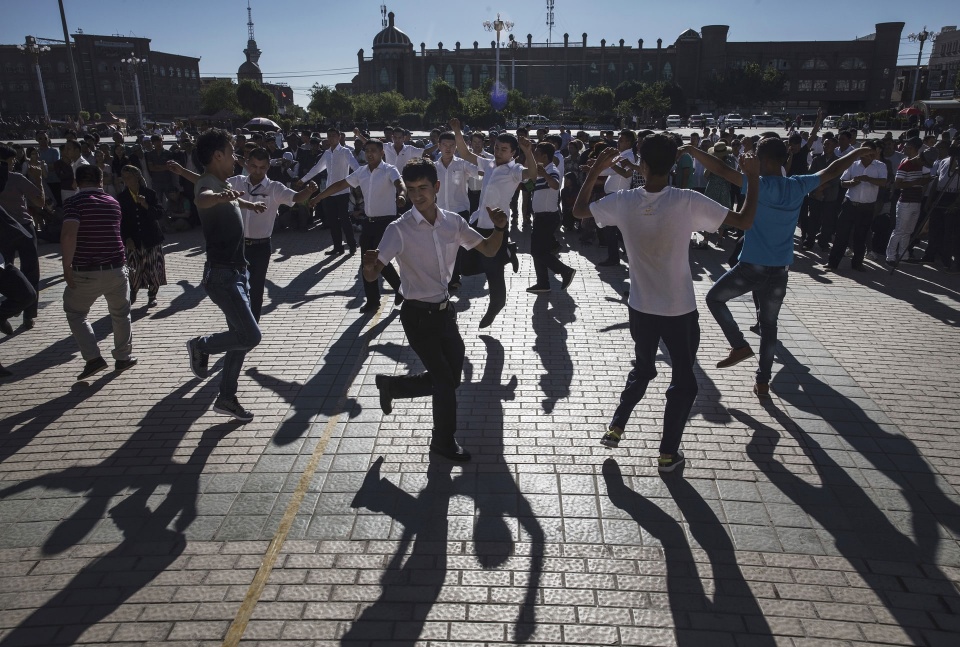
[0,380,237,645]
[739,403,960,645]
[531,291,576,413]
[602,458,776,646]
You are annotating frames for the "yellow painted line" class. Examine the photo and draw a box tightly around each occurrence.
[222,303,386,647]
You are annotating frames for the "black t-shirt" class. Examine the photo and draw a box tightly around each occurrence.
[195,173,245,266]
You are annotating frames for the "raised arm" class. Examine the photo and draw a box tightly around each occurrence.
[573,148,618,219]
[448,118,478,166]
[518,136,537,182]
[818,146,870,187]
[681,144,743,188]
[808,107,824,142]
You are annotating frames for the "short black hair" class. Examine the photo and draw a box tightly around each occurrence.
[150,134,162,142]
[0,145,15,161]
[438,131,456,143]
[496,133,519,152]
[247,147,270,162]
[757,137,789,165]
[401,158,438,185]
[75,164,103,185]
[63,140,81,152]
[197,128,233,166]
[638,133,678,176]
[326,126,341,135]
[363,138,385,151]
[470,131,485,141]
[788,133,803,145]
[535,142,556,160]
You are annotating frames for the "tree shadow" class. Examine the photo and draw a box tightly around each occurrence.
[0,381,235,645]
[602,458,775,646]
[738,404,960,644]
[771,345,960,562]
[247,310,398,446]
[530,291,576,413]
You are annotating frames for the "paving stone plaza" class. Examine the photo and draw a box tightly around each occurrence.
[1,222,959,646]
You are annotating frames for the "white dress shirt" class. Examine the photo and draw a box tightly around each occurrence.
[435,157,479,213]
[344,162,402,218]
[227,175,297,239]
[467,150,494,192]
[377,205,484,302]
[301,144,360,196]
[604,150,636,193]
[384,143,424,170]
[471,157,526,228]
[841,160,887,204]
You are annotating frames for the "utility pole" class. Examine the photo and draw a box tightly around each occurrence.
[58,0,83,115]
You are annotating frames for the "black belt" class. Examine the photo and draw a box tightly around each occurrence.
[244,237,270,245]
[207,262,247,270]
[403,299,449,312]
[72,260,125,272]
[368,214,397,221]
[534,211,560,217]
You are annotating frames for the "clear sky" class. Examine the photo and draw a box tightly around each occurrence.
[1,0,953,106]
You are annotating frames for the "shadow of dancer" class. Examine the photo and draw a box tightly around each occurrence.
[771,345,960,564]
[602,458,776,646]
[0,417,233,646]
[530,292,576,413]
[739,404,960,644]
[247,311,398,445]
[259,253,350,319]
[148,279,205,320]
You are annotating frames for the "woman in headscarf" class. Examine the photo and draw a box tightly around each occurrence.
[118,164,166,306]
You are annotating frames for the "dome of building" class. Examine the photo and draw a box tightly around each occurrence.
[373,12,412,48]
[677,28,701,41]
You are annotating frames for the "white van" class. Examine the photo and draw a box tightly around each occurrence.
[666,115,682,128]
[523,114,550,125]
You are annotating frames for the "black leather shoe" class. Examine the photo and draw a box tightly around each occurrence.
[429,441,471,462]
[374,374,393,414]
[77,356,108,381]
[359,302,380,313]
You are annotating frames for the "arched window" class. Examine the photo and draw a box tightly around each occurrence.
[625,62,635,79]
[168,66,174,77]
[177,68,182,77]
[840,57,866,70]
[462,65,472,91]
[590,62,599,75]
[160,66,165,76]
[445,64,455,85]
[427,64,437,86]
[662,62,673,80]
[801,58,829,70]
[479,65,489,83]
[379,67,389,88]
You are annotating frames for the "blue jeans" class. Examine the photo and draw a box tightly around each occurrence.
[706,262,788,385]
[199,266,262,397]
[611,308,700,456]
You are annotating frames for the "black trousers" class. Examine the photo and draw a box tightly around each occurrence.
[474,226,508,321]
[828,200,875,269]
[388,302,464,443]
[0,263,37,322]
[360,217,401,305]
[531,211,572,285]
[450,210,470,283]
[804,198,837,246]
[322,193,356,252]
[244,239,271,322]
[0,223,40,319]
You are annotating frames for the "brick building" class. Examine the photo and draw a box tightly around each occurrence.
[928,26,960,98]
[350,12,903,114]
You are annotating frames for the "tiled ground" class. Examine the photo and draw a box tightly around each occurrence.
[1,220,958,646]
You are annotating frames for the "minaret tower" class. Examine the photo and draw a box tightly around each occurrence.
[238,0,263,83]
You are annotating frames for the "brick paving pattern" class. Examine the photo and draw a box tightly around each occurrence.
[1,223,958,646]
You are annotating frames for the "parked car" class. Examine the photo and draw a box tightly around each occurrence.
[523,114,550,125]
[704,117,717,127]
[752,114,782,127]
[823,115,842,128]
[688,115,704,128]
[724,113,745,127]
[665,114,683,128]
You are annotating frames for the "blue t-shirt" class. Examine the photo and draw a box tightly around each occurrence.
[739,173,820,266]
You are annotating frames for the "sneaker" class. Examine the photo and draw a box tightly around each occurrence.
[212,395,254,422]
[560,268,577,291]
[526,284,551,293]
[114,357,139,373]
[600,426,623,448]
[186,337,209,379]
[76,356,108,381]
[716,345,755,369]
[753,382,771,398]
[657,450,685,473]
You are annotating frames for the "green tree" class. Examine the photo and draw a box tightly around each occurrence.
[308,84,353,122]
[535,95,559,118]
[425,79,463,123]
[572,85,615,117]
[506,89,529,118]
[701,63,784,112]
[78,110,90,122]
[236,80,277,117]
[200,79,241,116]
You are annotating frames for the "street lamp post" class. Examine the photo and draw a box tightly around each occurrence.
[483,13,514,98]
[17,36,51,124]
[121,54,147,129]
[508,35,520,90]
[907,26,939,104]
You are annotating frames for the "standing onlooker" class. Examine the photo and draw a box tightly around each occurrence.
[118,165,166,307]
[826,141,887,271]
[0,145,45,330]
[0,164,38,351]
[886,137,931,265]
[144,135,173,209]
[36,132,62,208]
[302,127,361,255]
[185,129,267,422]
[60,165,136,380]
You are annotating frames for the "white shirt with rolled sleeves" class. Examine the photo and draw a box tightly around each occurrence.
[471,157,526,228]
[377,205,485,303]
[436,157,479,213]
[603,150,636,193]
[840,160,888,203]
[589,186,729,317]
[384,143,424,171]
[300,144,360,196]
[227,175,298,239]
[467,150,494,192]
[344,162,402,218]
